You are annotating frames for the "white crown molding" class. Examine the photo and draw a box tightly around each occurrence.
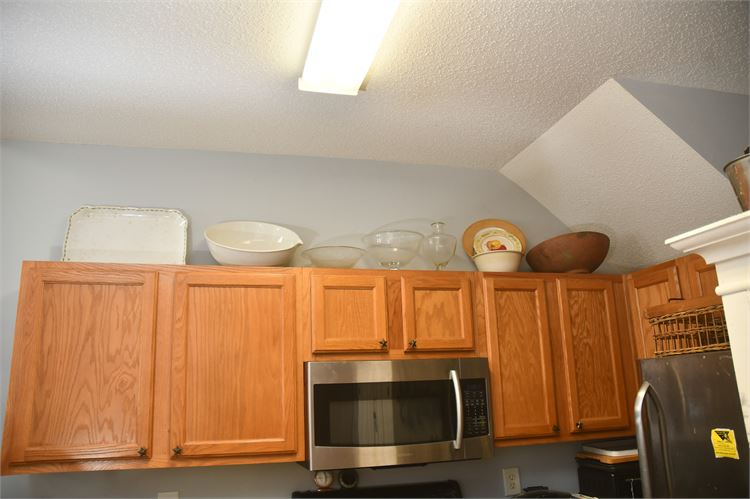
[666,210,750,446]
[665,211,750,266]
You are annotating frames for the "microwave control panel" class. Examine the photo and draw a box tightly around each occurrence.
[461,379,489,437]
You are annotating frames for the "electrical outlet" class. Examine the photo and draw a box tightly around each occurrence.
[502,467,521,496]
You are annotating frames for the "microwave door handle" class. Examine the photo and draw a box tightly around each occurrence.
[449,369,463,450]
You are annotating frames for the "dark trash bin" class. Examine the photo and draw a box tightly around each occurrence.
[576,458,642,498]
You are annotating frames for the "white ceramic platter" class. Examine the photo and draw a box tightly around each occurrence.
[62,205,188,264]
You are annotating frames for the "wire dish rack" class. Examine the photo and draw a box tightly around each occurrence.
[645,296,729,357]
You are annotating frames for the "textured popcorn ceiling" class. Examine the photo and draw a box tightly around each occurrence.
[1,0,747,170]
[501,79,741,273]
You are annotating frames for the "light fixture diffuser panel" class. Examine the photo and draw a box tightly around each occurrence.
[299,0,400,96]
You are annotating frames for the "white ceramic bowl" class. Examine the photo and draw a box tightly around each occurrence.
[303,246,365,268]
[204,221,302,266]
[472,250,523,272]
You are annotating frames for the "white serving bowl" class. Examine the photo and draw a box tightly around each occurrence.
[303,246,365,268]
[472,250,523,272]
[204,221,302,266]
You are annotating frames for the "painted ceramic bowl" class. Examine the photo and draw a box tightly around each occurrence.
[472,250,523,272]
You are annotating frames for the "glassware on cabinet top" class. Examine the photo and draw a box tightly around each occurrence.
[303,245,365,268]
[421,222,457,270]
[363,230,424,270]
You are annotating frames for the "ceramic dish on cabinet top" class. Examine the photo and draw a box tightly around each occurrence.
[462,218,527,256]
[473,228,523,254]
[62,205,188,264]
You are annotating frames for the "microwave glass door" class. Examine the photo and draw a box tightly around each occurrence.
[313,380,457,447]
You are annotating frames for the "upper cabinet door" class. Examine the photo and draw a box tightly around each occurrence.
[556,278,629,434]
[625,262,683,359]
[310,273,389,353]
[483,277,558,439]
[169,271,297,458]
[3,264,157,466]
[680,254,719,298]
[401,274,474,351]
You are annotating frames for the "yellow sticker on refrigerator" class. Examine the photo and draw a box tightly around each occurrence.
[711,428,740,459]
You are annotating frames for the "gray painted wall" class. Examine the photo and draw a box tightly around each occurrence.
[617,78,749,172]
[2,442,584,498]
[0,141,578,498]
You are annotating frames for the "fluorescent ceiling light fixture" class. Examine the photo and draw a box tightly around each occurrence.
[299,0,400,96]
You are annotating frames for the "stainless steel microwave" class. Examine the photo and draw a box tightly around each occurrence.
[304,358,494,471]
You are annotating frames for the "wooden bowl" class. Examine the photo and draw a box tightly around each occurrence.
[526,232,610,273]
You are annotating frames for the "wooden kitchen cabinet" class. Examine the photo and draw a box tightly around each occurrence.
[483,273,635,446]
[483,276,558,439]
[309,271,389,353]
[401,274,475,352]
[678,253,718,299]
[4,261,645,475]
[169,270,298,458]
[3,262,304,476]
[625,254,718,359]
[556,278,630,433]
[304,269,481,358]
[1,263,158,470]
[625,260,683,359]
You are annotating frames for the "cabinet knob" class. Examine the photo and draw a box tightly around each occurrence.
[576,421,583,431]
[137,447,147,457]
[172,446,183,455]
[552,425,560,433]
[408,339,417,349]
[379,338,388,349]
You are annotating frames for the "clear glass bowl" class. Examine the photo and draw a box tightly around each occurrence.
[363,230,424,270]
[302,246,365,268]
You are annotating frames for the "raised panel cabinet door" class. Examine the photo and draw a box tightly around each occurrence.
[169,271,297,458]
[401,275,474,351]
[625,262,683,359]
[310,273,388,353]
[2,264,157,467]
[681,254,719,298]
[557,278,629,433]
[484,277,558,439]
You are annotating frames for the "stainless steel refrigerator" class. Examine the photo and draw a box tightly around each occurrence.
[635,351,749,497]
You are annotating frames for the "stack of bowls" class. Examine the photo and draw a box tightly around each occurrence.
[464,219,525,272]
[472,250,523,272]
